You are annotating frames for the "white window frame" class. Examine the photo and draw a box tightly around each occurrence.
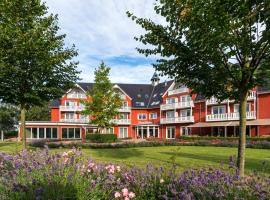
[234,103,251,113]
[138,113,147,120]
[149,113,158,119]
[166,127,176,139]
[119,127,128,138]
[181,127,192,136]
[180,95,191,102]
[212,105,226,115]
[166,97,177,104]
[65,113,75,119]
[62,128,81,139]
[26,127,58,139]
[65,100,77,106]
[180,109,191,117]
[166,111,176,118]
[120,113,129,119]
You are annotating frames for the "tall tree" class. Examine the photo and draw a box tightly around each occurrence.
[26,103,51,121]
[82,62,122,133]
[0,0,80,148]
[127,0,270,176]
[0,103,18,136]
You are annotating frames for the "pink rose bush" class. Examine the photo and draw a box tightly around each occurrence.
[0,148,269,200]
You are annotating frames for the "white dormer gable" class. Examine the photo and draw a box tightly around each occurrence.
[66,85,86,99]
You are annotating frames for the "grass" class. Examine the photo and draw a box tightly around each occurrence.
[1,142,270,174]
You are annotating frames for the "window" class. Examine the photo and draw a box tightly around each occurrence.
[123,101,128,108]
[39,128,45,138]
[65,113,75,119]
[67,89,86,99]
[120,113,129,119]
[166,98,177,104]
[181,95,191,102]
[25,127,57,139]
[62,128,81,139]
[138,113,147,120]
[181,127,192,136]
[62,128,68,138]
[150,113,158,119]
[32,128,38,138]
[166,127,175,139]
[135,102,145,106]
[105,128,114,134]
[119,127,128,138]
[166,111,176,118]
[234,104,251,113]
[65,101,76,106]
[212,106,226,114]
[180,109,191,117]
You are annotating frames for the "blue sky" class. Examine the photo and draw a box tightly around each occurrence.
[45,0,168,83]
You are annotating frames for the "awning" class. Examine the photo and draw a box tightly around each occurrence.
[187,119,270,128]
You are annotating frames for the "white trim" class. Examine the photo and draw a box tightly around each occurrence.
[113,84,132,100]
[211,105,226,114]
[20,121,96,126]
[66,83,86,94]
[119,127,129,138]
[162,81,175,97]
[149,112,158,119]
[137,113,147,120]
[166,126,176,139]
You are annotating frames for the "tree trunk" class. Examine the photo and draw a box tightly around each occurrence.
[237,92,248,177]
[1,130,3,141]
[21,106,27,149]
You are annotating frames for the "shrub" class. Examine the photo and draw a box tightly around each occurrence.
[29,139,46,148]
[0,149,269,200]
[85,133,117,143]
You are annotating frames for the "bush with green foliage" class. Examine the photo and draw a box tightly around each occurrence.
[85,133,117,143]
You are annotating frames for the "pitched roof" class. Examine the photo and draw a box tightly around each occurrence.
[50,80,174,109]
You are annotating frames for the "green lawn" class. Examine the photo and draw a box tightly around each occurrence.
[1,142,270,174]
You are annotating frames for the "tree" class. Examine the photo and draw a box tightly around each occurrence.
[0,103,18,138]
[26,103,51,121]
[127,0,270,176]
[0,0,80,148]
[82,62,122,133]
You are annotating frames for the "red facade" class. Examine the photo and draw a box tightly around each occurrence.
[20,80,270,140]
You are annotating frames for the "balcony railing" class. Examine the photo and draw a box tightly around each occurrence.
[168,88,189,96]
[161,101,194,110]
[206,91,256,105]
[59,105,85,111]
[60,118,90,123]
[118,106,131,112]
[206,111,256,121]
[111,119,131,125]
[160,116,194,124]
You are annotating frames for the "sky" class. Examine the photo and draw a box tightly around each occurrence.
[45,0,168,84]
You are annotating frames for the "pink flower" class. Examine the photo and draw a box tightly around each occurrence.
[129,192,136,198]
[116,165,121,172]
[62,152,68,157]
[124,197,129,200]
[122,188,129,197]
[114,191,121,198]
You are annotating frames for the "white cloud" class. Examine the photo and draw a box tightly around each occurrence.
[44,0,168,83]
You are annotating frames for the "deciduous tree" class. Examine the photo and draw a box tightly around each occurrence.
[0,0,80,148]
[82,62,122,133]
[128,0,270,176]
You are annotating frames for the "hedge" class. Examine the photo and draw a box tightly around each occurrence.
[85,133,117,143]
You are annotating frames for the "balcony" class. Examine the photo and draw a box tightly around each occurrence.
[118,106,131,112]
[206,91,256,105]
[206,111,256,121]
[160,116,194,124]
[111,119,131,125]
[60,118,90,123]
[168,87,189,96]
[161,101,194,110]
[59,105,85,112]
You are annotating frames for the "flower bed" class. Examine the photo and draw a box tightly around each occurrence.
[0,148,269,199]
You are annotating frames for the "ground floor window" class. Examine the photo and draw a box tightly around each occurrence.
[119,127,128,138]
[166,127,175,139]
[181,127,192,136]
[62,128,81,139]
[105,128,114,134]
[149,127,159,137]
[26,127,58,139]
